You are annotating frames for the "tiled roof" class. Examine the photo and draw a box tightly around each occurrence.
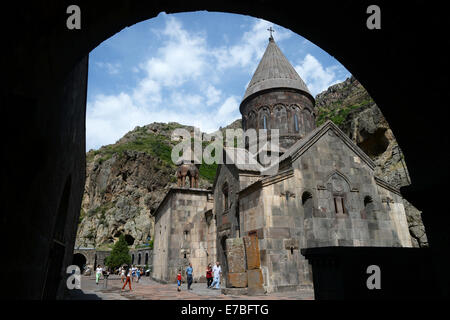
[242,37,312,102]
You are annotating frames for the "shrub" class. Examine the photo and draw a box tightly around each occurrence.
[105,234,131,269]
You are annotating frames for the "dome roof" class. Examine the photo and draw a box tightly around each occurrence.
[242,37,312,102]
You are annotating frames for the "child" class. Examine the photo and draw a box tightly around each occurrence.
[177,270,183,292]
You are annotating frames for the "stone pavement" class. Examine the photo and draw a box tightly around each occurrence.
[65,275,314,300]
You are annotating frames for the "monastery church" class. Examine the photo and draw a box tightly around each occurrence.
[151,34,412,294]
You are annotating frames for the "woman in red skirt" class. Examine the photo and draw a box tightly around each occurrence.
[122,266,132,291]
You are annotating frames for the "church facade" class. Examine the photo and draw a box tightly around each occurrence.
[152,36,412,293]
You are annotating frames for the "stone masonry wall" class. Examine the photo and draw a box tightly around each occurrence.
[154,190,214,283]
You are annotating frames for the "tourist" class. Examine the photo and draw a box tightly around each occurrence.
[131,265,136,282]
[122,266,132,291]
[95,265,103,285]
[136,267,141,283]
[206,264,213,288]
[210,261,222,289]
[120,266,126,283]
[186,263,193,290]
[177,269,183,292]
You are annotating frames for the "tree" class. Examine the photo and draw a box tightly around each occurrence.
[105,234,131,269]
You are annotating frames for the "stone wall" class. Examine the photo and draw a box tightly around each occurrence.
[130,248,153,267]
[240,89,315,150]
[152,188,215,283]
[237,125,412,293]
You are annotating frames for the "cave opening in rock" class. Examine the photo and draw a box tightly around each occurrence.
[124,234,135,246]
[357,128,390,157]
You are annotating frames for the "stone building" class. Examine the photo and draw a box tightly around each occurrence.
[152,35,412,293]
[73,247,153,272]
[152,187,216,283]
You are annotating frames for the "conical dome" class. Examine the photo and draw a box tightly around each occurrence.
[242,37,312,102]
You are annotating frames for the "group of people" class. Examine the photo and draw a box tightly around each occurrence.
[95,265,111,285]
[119,265,143,283]
[119,265,145,291]
[177,261,222,292]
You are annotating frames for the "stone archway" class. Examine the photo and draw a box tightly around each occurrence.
[72,253,87,271]
[2,2,448,299]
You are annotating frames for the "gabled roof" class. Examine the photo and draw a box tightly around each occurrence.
[241,38,312,104]
[262,120,377,174]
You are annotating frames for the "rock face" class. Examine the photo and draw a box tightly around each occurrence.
[315,76,428,247]
[76,122,212,249]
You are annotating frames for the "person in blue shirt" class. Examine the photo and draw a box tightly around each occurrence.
[186,263,193,290]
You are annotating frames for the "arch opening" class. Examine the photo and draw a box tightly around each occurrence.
[72,253,87,271]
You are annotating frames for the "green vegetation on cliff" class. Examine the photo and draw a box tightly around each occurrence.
[86,123,221,184]
[315,77,375,126]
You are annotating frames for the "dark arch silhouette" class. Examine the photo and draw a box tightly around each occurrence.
[2,1,448,299]
[72,253,87,270]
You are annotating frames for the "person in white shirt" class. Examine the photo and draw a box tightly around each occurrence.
[120,266,126,283]
[95,265,103,285]
[210,261,222,289]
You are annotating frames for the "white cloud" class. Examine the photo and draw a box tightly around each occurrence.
[213,19,291,72]
[96,62,121,75]
[205,85,222,106]
[294,54,345,95]
[86,15,346,151]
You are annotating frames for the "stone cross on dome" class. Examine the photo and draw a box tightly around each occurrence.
[267,27,275,40]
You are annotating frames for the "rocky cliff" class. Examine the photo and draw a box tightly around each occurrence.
[75,122,213,249]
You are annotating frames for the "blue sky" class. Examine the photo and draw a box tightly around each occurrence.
[87,11,350,151]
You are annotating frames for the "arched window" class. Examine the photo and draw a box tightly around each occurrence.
[302,191,313,218]
[131,254,135,264]
[138,253,141,265]
[259,107,270,130]
[302,108,313,134]
[222,183,229,211]
[274,105,287,134]
[294,114,299,132]
[326,172,350,215]
[333,196,346,214]
[363,196,375,218]
[248,111,256,129]
[145,253,149,265]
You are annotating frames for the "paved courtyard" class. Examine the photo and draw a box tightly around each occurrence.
[65,275,314,300]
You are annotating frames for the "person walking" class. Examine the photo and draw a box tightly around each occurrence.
[206,264,213,288]
[131,265,136,282]
[121,266,132,291]
[177,270,183,292]
[136,267,141,283]
[210,261,222,289]
[186,263,193,290]
[120,266,126,283]
[95,265,103,285]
